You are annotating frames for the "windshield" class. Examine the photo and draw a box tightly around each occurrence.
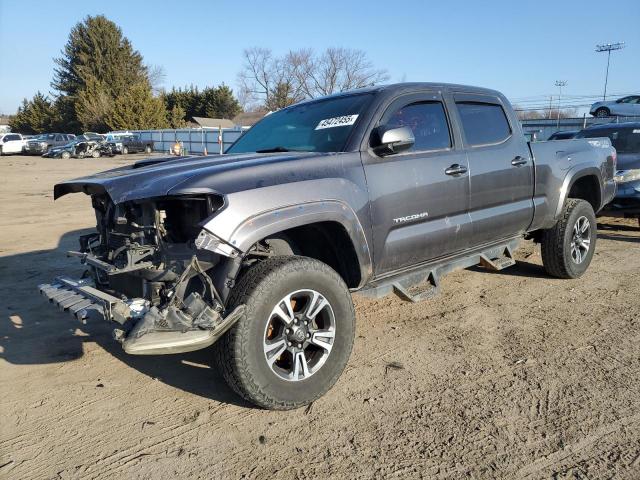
[576,126,640,154]
[227,93,373,154]
[34,134,55,141]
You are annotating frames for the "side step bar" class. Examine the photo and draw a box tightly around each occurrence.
[358,238,520,303]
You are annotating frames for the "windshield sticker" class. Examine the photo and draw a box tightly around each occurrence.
[315,114,359,130]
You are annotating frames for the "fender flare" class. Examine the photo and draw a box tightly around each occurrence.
[207,200,373,287]
[555,165,604,219]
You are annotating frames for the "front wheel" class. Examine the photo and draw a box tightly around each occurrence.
[214,256,355,410]
[145,145,152,154]
[541,199,597,279]
[61,151,71,160]
[595,107,610,118]
[122,146,129,154]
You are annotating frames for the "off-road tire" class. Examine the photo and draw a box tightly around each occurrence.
[214,256,355,410]
[122,146,129,154]
[595,107,610,118]
[541,198,597,279]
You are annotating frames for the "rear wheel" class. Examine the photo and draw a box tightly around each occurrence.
[214,256,355,409]
[541,199,597,279]
[61,151,71,160]
[595,107,610,118]
[145,145,152,154]
[122,146,129,154]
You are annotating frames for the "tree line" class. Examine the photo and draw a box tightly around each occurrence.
[10,15,388,134]
[10,16,243,134]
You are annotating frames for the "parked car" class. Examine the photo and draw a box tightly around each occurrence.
[547,130,579,141]
[79,132,106,142]
[0,133,26,155]
[106,133,153,154]
[25,133,76,154]
[42,139,115,159]
[575,122,640,227]
[41,83,616,409]
[590,95,640,118]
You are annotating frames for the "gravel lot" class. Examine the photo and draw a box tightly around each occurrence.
[1,155,639,479]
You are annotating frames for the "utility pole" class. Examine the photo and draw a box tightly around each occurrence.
[595,42,625,100]
[554,80,567,128]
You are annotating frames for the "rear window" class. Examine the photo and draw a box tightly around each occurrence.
[456,102,511,146]
[576,127,640,154]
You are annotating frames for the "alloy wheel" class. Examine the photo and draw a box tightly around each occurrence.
[263,289,336,382]
[570,216,591,264]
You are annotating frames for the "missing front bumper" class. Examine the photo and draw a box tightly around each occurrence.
[38,276,244,355]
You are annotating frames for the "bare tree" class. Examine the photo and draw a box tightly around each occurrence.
[238,47,389,110]
[147,64,166,95]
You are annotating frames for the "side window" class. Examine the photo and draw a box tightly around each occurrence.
[7,134,19,141]
[456,102,511,146]
[55,134,63,141]
[384,101,451,152]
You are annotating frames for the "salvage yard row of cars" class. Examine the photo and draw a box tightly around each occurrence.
[0,131,154,158]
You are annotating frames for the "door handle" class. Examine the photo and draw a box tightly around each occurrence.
[445,164,468,176]
[511,156,528,166]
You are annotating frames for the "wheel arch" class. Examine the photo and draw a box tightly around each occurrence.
[221,201,373,289]
[555,167,603,219]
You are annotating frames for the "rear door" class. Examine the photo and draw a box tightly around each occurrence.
[452,94,534,245]
[362,90,472,275]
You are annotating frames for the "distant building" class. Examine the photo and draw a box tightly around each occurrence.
[233,111,268,127]
[0,115,12,133]
[189,117,235,129]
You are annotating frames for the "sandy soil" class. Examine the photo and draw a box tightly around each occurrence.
[1,155,639,480]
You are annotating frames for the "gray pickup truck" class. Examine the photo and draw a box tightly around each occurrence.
[41,83,616,409]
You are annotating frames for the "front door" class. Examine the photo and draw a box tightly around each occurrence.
[362,92,472,276]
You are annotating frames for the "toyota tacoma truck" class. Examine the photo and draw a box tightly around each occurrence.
[40,83,616,409]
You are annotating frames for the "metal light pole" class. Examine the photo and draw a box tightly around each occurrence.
[595,42,625,100]
[554,80,567,128]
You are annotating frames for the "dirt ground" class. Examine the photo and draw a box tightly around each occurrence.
[1,155,639,480]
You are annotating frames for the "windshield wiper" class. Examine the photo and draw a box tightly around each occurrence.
[255,146,314,153]
[255,146,292,153]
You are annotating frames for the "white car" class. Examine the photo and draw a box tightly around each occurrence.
[0,133,26,155]
[590,95,640,117]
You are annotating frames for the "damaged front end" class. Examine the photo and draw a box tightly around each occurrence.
[39,192,245,355]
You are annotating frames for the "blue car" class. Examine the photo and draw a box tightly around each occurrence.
[575,122,640,227]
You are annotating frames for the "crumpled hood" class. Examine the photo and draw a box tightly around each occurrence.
[54,152,327,203]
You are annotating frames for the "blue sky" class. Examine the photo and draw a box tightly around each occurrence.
[1,0,638,114]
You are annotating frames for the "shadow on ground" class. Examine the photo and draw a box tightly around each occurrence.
[0,228,247,407]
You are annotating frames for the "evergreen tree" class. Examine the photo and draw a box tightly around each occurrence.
[168,104,187,128]
[9,92,57,134]
[106,82,169,130]
[203,85,242,119]
[51,15,166,131]
[75,78,112,131]
[52,15,146,98]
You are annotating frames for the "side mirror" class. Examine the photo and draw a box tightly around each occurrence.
[372,126,415,156]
